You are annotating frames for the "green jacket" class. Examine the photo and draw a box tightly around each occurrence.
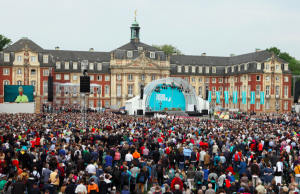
[0,179,7,190]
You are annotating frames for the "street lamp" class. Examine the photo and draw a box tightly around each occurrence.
[276,105,280,124]
[159,101,162,111]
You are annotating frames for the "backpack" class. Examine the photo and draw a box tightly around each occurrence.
[123,173,129,184]
[166,148,170,155]
[234,154,238,161]
[230,175,235,182]
[195,172,203,185]
[139,174,145,183]
[156,164,163,173]
[9,165,17,175]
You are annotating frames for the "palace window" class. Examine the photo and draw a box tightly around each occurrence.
[212,78,216,83]
[192,66,195,73]
[219,87,223,95]
[284,86,288,96]
[284,102,288,110]
[56,74,61,80]
[17,55,22,62]
[266,101,269,109]
[284,76,288,82]
[185,66,189,73]
[17,80,22,85]
[212,87,216,96]
[31,56,36,62]
[43,81,48,92]
[150,52,155,58]
[266,76,270,81]
[178,66,181,73]
[43,70,49,76]
[4,80,9,85]
[117,85,121,96]
[266,85,270,96]
[244,64,247,70]
[17,69,22,75]
[4,54,9,62]
[117,75,121,80]
[65,63,69,69]
[3,69,9,75]
[31,81,36,92]
[231,66,234,72]
[31,69,36,75]
[97,75,102,81]
[105,85,109,95]
[199,78,202,83]
[219,78,223,83]
[266,64,270,70]
[141,74,145,80]
[284,64,288,71]
[89,63,94,70]
[199,87,202,96]
[256,85,260,96]
[90,75,94,81]
[184,77,189,81]
[152,75,156,81]
[64,74,69,80]
[256,101,260,109]
[212,67,216,73]
[43,56,48,63]
[206,67,209,73]
[192,77,195,82]
[249,76,251,81]
[256,76,261,81]
[56,62,61,69]
[73,63,78,69]
[276,76,279,81]
[105,76,110,81]
[128,85,133,95]
[97,63,102,70]
[199,67,203,73]
[225,67,228,74]
[205,78,209,83]
[128,75,133,81]
[276,86,279,96]
[127,51,133,57]
[276,65,279,70]
[257,63,261,70]
[73,75,78,80]
[238,66,240,71]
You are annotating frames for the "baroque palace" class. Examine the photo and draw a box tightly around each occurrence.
[0,19,293,113]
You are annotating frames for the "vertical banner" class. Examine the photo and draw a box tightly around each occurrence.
[208,91,211,102]
[233,91,237,104]
[242,91,246,104]
[216,91,220,104]
[260,91,265,104]
[250,91,255,104]
[224,91,229,104]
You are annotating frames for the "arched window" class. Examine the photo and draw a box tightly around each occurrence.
[3,80,9,85]
[17,81,22,85]
[31,69,36,75]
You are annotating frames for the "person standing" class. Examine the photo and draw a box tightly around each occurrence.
[125,151,133,168]
[12,176,26,194]
[50,169,60,194]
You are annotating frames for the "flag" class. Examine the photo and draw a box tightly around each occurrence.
[208,91,211,102]
[216,91,220,104]
[224,91,229,104]
[260,91,265,104]
[242,91,246,104]
[233,91,237,104]
[250,91,255,104]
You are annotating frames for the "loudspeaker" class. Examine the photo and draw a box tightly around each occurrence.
[137,109,143,115]
[80,76,90,93]
[205,87,209,100]
[202,109,208,115]
[140,87,144,100]
[294,80,300,103]
[48,76,53,102]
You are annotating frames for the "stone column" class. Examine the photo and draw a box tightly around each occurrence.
[134,73,139,96]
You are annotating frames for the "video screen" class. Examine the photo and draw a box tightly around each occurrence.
[4,85,34,102]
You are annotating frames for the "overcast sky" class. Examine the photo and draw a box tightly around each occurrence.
[2,0,300,59]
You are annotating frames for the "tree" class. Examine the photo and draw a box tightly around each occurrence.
[0,35,12,51]
[266,47,295,62]
[152,44,184,55]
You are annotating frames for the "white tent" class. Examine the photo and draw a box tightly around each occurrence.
[197,96,209,114]
[125,95,147,115]
[61,83,75,86]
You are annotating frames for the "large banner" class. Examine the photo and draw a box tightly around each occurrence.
[233,91,238,104]
[242,91,246,104]
[4,85,33,102]
[149,86,186,111]
[260,91,265,104]
[216,91,220,104]
[224,91,229,104]
[208,91,212,102]
[250,91,255,104]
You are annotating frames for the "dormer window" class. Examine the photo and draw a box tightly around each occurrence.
[97,63,102,70]
[192,66,195,73]
[225,67,228,73]
[231,66,234,72]
[127,51,133,58]
[199,67,203,73]
[266,64,270,70]
[238,65,240,71]
[4,54,9,62]
[212,67,216,73]
[257,63,261,70]
[284,64,288,71]
[244,64,247,70]
[177,66,182,73]
[73,63,77,69]
[17,55,22,62]
[56,62,61,69]
[205,67,209,73]
[89,63,94,70]
[43,56,48,63]
[150,52,155,58]
[65,62,69,69]
[185,66,189,73]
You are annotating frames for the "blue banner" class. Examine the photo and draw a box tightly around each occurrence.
[233,91,238,104]
[250,91,255,104]
[242,91,246,104]
[224,91,229,104]
[260,91,265,104]
[208,91,211,102]
[216,91,220,104]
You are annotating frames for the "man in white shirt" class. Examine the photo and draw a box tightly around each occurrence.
[125,150,133,167]
[200,148,206,167]
[86,162,96,178]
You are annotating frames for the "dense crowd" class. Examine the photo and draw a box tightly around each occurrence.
[0,111,299,194]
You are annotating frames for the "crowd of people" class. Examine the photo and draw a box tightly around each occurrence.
[42,103,98,113]
[0,110,299,194]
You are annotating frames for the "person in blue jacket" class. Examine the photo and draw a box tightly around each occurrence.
[263,163,274,185]
[238,158,247,179]
[214,153,220,166]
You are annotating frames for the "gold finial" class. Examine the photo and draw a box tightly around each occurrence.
[134,10,137,20]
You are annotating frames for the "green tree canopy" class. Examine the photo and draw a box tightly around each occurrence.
[152,44,184,55]
[0,35,12,51]
[266,47,295,62]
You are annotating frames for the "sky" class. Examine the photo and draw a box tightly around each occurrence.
[1,0,300,59]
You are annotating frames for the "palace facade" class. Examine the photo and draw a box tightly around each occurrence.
[0,19,293,113]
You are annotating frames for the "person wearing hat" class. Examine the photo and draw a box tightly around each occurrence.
[15,86,29,102]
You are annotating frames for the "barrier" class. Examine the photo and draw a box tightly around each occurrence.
[0,103,35,113]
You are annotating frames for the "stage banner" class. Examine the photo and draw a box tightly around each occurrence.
[250,91,255,104]
[216,91,220,104]
[208,91,212,102]
[233,91,238,104]
[260,91,265,104]
[224,91,229,104]
[242,91,246,104]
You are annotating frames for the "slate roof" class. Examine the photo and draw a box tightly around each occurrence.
[116,41,162,52]
[47,50,111,63]
[3,39,46,53]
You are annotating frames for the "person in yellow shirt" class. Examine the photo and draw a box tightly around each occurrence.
[50,169,60,194]
[15,86,29,102]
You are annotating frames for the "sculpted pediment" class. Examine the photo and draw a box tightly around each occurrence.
[124,50,162,70]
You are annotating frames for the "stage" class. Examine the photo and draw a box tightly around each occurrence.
[0,102,35,113]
